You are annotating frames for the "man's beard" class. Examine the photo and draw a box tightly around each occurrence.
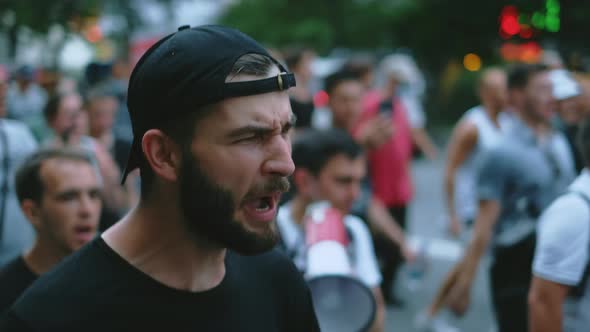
[179,151,289,255]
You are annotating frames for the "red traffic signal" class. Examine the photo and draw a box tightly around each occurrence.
[499,5,520,36]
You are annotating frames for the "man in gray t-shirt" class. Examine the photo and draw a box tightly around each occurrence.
[439,64,575,332]
[529,117,590,332]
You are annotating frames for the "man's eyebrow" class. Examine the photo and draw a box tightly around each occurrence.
[227,125,275,139]
[227,113,298,139]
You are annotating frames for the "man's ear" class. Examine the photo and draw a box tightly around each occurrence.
[21,199,42,230]
[141,129,182,182]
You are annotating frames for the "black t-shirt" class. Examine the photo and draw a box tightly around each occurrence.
[0,238,320,331]
[0,256,38,314]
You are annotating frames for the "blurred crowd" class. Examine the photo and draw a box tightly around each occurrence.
[1,40,590,332]
[275,47,590,332]
[0,58,139,265]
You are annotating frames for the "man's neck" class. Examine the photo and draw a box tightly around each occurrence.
[102,193,226,292]
[290,196,311,226]
[23,239,70,276]
[515,109,551,137]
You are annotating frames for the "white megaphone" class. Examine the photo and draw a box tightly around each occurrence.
[303,201,376,332]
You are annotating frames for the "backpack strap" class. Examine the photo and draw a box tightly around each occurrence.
[567,190,590,299]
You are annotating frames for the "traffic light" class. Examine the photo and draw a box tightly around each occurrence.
[499,6,520,37]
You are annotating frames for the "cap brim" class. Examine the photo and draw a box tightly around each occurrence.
[120,137,142,185]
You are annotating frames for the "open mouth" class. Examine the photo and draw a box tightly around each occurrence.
[255,196,273,212]
[74,225,96,241]
[242,192,281,223]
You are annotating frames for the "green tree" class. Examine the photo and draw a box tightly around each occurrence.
[0,0,175,65]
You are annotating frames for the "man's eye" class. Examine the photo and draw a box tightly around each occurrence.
[238,134,263,143]
[58,193,77,201]
[281,123,292,135]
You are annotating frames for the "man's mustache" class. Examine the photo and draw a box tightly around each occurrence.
[244,177,290,200]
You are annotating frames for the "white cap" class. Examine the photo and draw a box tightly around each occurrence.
[550,69,581,100]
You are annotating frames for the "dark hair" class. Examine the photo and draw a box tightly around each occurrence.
[324,69,360,95]
[577,116,590,167]
[283,46,311,71]
[43,94,63,123]
[292,128,363,176]
[43,92,81,123]
[343,57,375,79]
[15,148,93,204]
[507,63,548,90]
[138,53,277,198]
[85,84,118,103]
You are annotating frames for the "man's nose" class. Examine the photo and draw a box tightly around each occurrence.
[261,135,295,177]
[78,194,97,218]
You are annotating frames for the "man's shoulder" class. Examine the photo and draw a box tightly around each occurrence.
[230,247,299,276]
[478,139,526,172]
[0,257,37,313]
[3,119,32,136]
[9,240,114,323]
[0,256,25,277]
[539,192,590,235]
[229,248,305,288]
[0,256,35,286]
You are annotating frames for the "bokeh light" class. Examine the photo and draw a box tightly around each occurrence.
[463,53,482,72]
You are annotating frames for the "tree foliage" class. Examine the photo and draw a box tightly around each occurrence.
[220,0,590,125]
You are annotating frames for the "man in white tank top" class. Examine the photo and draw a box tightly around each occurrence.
[444,68,509,237]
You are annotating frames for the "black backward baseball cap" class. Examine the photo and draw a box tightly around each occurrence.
[121,24,296,184]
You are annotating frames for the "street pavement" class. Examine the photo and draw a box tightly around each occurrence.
[384,155,496,332]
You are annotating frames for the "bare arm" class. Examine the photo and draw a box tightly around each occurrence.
[528,277,569,332]
[443,121,478,236]
[446,199,500,315]
[369,287,386,332]
[411,127,439,160]
[367,197,413,261]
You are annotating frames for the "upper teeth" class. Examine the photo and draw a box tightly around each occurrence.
[256,199,270,211]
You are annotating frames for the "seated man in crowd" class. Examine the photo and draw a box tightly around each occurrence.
[0,148,102,313]
[277,128,385,332]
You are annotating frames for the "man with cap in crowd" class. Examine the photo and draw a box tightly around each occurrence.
[550,69,586,172]
[0,25,319,331]
[6,65,48,140]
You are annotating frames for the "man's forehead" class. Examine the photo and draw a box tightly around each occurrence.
[41,159,97,185]
[214,90,292,125]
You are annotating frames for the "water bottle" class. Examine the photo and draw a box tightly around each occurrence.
[406,240,429,291]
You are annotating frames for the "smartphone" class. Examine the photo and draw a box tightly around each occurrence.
[378,100,393,115]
